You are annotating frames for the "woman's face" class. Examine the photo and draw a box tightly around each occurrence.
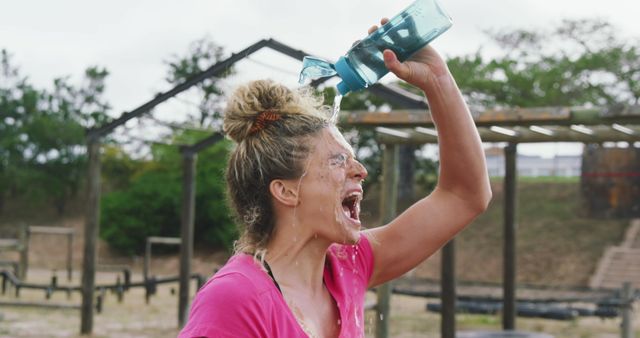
[295,126,368,244]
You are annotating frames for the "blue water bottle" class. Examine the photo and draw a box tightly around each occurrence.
[299,0,453,95]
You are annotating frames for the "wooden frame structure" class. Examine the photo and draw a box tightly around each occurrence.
[343,104,640,337]
[78,38,425,334]
[26,226,75,282]
[77,34,640,335]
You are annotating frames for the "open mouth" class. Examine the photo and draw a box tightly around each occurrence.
[341,193,361,222]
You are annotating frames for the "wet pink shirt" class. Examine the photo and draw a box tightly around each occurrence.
[179,234,374,338]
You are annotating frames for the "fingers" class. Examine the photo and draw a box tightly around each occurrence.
[383,50,411,80]
[368,18,390,35]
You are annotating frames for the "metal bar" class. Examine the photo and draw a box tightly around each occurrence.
[178,152,197,328]
[375,144,400,338]
[0,300,81,310]
[263,38,309,61]
[81,136,101,334]
[441,239,456,338]
[366,84,428,109]
[87,39,272,138]
[503,143,518,330]
[181,133,224,155]
[0,269,201,291]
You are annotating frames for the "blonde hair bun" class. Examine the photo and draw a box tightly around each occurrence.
[223,79,328,143]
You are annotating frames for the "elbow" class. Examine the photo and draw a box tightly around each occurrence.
[469,186,493,215]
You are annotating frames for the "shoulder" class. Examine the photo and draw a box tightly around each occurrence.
[179,255,276,337]
[196,254,273,303]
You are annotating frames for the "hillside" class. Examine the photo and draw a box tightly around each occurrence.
[360,178,630,287]
[0,179,631,287]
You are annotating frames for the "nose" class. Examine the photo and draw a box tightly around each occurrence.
[350,159,368,182]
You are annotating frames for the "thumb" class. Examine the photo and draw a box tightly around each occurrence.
[383,50,411,80]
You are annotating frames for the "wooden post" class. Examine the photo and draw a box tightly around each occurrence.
[502,143,517,330]
[144,239,151,281]
[441,239,456,338]
[178,152,197,328]
[18,224,28,280]
[67,233,73,282]
[621,282,634,338]
[81,135,101,334]
[375,144,399,338]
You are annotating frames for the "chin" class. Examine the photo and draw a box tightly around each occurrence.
[339,225,361,245]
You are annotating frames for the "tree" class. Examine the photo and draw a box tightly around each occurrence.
[0,49,110,214]
[448,19,640,108]
[165,37,234,129]
[100,130,236,254]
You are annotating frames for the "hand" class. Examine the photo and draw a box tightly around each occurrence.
[368,18,450,91]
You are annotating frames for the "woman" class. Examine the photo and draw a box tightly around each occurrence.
[179,19,492,338]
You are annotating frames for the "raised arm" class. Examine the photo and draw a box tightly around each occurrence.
[364,20,492,288]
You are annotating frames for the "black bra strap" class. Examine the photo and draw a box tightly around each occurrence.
[263,260,282,294]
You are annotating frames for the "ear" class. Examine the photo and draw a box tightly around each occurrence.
[269,179,299,207]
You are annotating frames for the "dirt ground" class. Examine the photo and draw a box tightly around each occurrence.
[1,268,638,338]
[1,204,638,337]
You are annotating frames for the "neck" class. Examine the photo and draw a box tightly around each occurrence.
[265,219,330,295]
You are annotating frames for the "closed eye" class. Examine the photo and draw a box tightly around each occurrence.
[329,153,349,167]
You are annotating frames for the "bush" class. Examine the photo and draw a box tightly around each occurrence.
[100,137,236,255]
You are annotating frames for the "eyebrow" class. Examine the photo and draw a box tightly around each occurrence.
[329,150,355,160]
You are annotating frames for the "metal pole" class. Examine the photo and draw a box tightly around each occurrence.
[621,282,633,338]
[502,143,517,330]
[441,239,456,338]
[178,152,197,328]
[81,135,101,334]
[375,144,399,338]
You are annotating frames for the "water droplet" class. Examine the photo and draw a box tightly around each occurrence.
[330,94,342,124]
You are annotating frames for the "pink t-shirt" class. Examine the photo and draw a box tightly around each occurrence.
[179,234,375,338]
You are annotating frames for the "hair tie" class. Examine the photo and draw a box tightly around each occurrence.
[249,110,282,134]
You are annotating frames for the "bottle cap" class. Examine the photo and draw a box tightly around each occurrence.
[334,56,366,95]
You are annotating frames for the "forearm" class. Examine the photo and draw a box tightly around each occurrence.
[422,70,491,209]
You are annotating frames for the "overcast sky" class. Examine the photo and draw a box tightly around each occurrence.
[1,0,638,156]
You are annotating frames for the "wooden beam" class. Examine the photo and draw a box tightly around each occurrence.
[342,105,640,128]
[28,226,75,235]
[147,237,182,245]
[377,125,640,144]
